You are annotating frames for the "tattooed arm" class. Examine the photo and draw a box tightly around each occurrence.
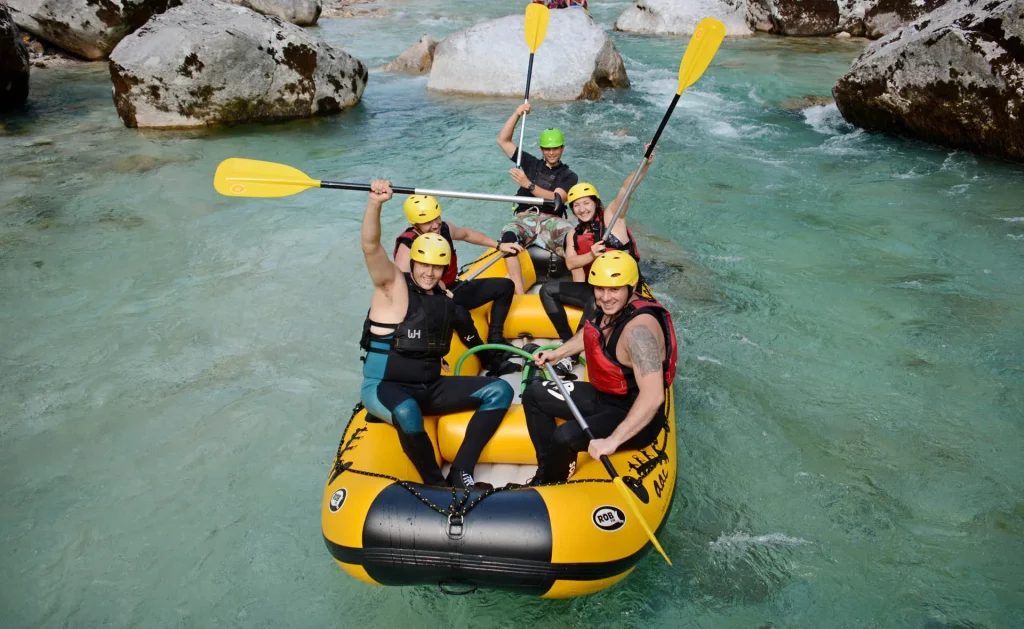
[588,315,666,459]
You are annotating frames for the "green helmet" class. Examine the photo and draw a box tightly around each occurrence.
[539,128,564,148]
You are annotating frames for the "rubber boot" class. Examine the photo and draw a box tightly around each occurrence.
[397,429,446,486]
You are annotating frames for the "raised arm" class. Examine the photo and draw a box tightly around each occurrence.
[498,103,530,158]
[361,180,403,289]
[603,145,655,229]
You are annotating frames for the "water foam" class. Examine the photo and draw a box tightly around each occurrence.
[803,104,850,136]
[710,532,812,551]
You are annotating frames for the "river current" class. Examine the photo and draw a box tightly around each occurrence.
[2,1,1022,627]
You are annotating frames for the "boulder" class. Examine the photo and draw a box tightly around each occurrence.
[7,0,181,60]
[1,1,30,110]
[383,34,437,73]
[837,0,952,37]
[223,0,321,26]
[615,0,754,37]
[833,0,1024,162]
[427,10,627,100]
[108,0,367,128]
[755,0,839,35]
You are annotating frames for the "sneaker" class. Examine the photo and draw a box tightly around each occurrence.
[552,356,578,381]
[448,467,493,490]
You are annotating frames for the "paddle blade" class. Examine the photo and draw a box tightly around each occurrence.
[524,3,550,53]
[677,17,726,94]
[614,477,673,566]
[214,158,320,198]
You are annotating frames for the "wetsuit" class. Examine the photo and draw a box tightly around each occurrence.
[539,215,640,342]
[394,224,515,347]
[360,275,514,485]
[523,295,677,483]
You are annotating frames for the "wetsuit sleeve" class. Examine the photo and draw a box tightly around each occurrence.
[512,149,542,172]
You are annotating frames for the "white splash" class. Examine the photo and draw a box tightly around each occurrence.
[710,532,812,550]
[697,356,723,365]
[803,103,848,136]
[998,217,1024,223]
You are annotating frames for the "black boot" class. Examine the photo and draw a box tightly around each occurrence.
[447,466,493,490]
[397,429,446,486]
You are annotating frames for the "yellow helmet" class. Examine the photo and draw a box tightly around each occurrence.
[589,251,639,287]
[403,195,442,225]
[567,182,600,205]
[409,233,451,266]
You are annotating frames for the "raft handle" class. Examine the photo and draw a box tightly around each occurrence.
[447,513,465,540]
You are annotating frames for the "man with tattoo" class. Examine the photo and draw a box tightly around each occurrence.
[522,252,678,484]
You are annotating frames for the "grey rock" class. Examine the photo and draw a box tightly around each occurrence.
[7,0,181,60]
[755,0,839,35]
[833,0,1024,162]
[838,0,952,38]
[615,0,754,36]
[223,0,321,26]
[1,1,30,110]
[383,34,438,73]
[428,10,627,100]
[108,0,366,128]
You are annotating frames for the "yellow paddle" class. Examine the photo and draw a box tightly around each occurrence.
[603,17,726,240]
[542,364,673,566]
[213,157,562,209]
[516,3,551,167]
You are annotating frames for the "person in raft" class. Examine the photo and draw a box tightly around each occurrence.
[393,194,523,376]
[522,252,677,484]
[539,146,654,379]
[359,180,514,489]
[496,103,579,294]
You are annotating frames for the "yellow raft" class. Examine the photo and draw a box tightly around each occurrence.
[321,247,676,598]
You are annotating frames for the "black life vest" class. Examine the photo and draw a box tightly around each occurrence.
[582,296,677,397]
[514,153,570,217]
[572,214,640,276]
[360,274,456,383]
[393,222,459,286]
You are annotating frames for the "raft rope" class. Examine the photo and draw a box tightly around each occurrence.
[329,402,670,521]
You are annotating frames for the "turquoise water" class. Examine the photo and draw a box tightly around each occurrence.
[2,0,1023,627]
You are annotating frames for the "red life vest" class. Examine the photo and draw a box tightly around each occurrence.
[572,216,639,277]
[394,221,459,286]
[583,296,677,396]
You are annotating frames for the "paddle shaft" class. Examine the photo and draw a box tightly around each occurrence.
[601,92,681,241]
[515,53,536,168]
[452,251,510,289]
[317,180,557,208]
[543,364,618,478]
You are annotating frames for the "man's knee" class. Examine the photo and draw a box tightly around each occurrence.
[472,378,514,411]
[552,423,585,452]
[390,398,425,434]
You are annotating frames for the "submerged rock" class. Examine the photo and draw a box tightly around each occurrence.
[224,0,322,26]
[427,10,627,100]
[108,0,367,129]
[1,2,30,110]
[833,0,1024,162]
[615,0,754,36]
[7,0,181,60]
[383,34,438,74]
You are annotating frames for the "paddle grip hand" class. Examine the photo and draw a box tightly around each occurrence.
[368,180,393,204]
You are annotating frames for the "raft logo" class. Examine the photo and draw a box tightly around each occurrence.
[407,330,421,339]
[329,488,348,513]
[592,506,626,532]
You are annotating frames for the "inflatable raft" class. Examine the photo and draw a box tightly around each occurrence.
[321,246,676,598]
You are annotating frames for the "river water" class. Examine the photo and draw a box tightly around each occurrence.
[2,1,1022,627]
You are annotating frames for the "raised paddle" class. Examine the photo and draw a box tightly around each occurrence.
[602,17,726,240]
[516,3,550,167]
[214,158,559,208]
[542,363,673,567]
